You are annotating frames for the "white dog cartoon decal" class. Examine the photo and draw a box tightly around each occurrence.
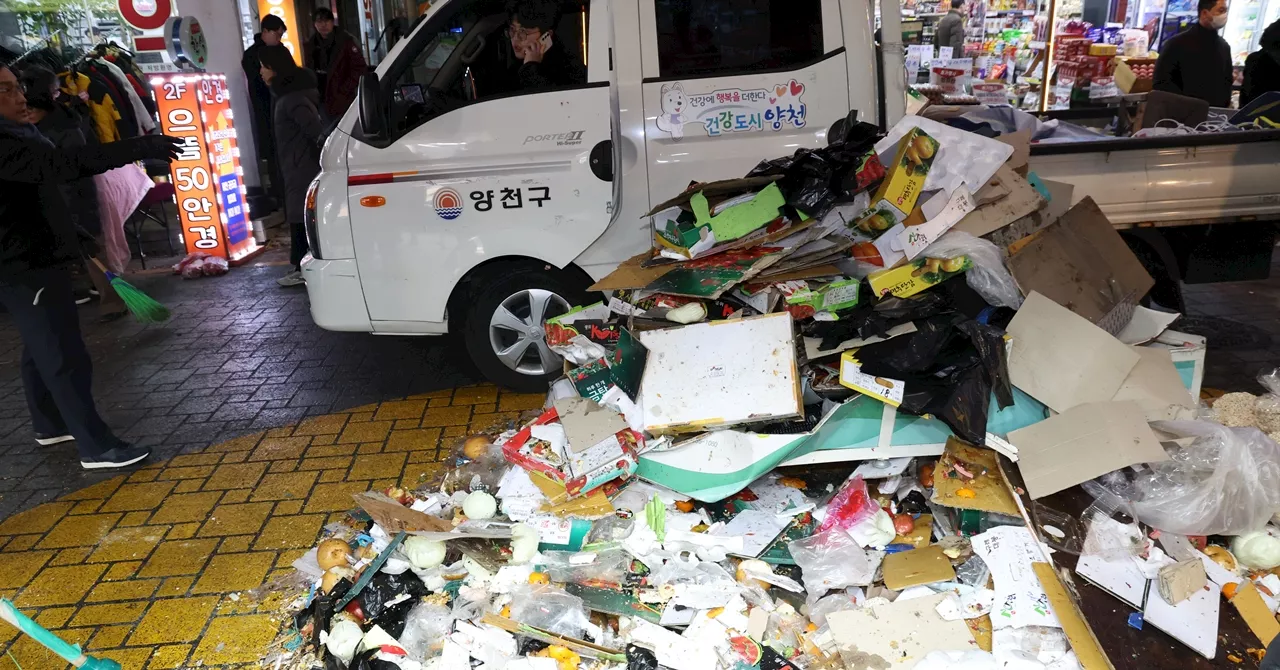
[656,82,689,139]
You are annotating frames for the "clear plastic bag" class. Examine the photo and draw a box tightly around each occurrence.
[806,588,865,627]
[508,585,593,638]
[540,547,630,586]
[817,475,877,534]
[788,530,875,599]
[920,231,1023,309]
[1109,420,1280,535]
[397,601,453,661]
[1255,369,1280,434]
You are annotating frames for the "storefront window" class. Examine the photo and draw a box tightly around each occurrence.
[0,0,133,58]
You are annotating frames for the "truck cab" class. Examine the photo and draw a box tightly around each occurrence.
[302,0,877,389]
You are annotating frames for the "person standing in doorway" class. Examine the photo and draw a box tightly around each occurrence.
[1242,19,1280,106]
[259,45,324,288]
[0,63,181,469]
[304,8,367,119]
[242,14,288,208]
[1154,0,1234,106]
[935,0,967,56]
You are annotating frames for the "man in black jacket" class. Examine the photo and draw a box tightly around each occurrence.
[0,63,181,469]
[507,0,586,91]
[242,14,288,207]
[1153,0,1234,107]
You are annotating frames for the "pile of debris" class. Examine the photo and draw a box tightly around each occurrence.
[267,112,1280,670]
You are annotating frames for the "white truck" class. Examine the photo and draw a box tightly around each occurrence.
[300,0,1280,390]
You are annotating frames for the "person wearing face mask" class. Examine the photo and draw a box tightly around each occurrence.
[506,0,586,92]
[1153,0,1234,107]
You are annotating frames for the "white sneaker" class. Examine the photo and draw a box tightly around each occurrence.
[277,270,305,287]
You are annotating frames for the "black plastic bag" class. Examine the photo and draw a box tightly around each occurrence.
[804,289,951,350]
[627,644,659,670]
[354,571,429,638]
[349,648,400,670]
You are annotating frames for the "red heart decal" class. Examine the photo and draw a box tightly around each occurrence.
[769,97,776,104]
[790,80,804,96]
[775,85,788,98]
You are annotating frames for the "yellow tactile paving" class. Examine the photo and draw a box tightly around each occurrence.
[0,384,543,669]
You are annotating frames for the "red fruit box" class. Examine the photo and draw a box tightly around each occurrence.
[502,406,641,499]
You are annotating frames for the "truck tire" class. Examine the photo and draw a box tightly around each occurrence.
[461,264,590,392]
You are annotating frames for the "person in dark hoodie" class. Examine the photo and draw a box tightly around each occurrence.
[19,64,128,321]
[259,45,325,288]
[304,8,368,119]
[0,62,181,469]
[1242,19,1280,107]
[507,0,586,91]
[242,14,288,207]
[1153,0,1233,107]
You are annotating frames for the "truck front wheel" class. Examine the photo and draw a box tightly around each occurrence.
[461,264,589,392]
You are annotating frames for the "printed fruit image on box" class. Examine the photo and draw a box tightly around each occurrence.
[850,127,939,240]
[868,254,972,298]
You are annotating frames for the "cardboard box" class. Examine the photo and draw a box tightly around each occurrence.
[781,278,860,318]
[1008,197,1154,330]
[851,127,939,239]
[866,254,973,299]
[882,545,956,590]
[654,182,787,256]
[1114,57,1156,93]
[502,406,640,499]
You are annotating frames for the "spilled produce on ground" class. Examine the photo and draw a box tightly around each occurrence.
[263,111,1280,670]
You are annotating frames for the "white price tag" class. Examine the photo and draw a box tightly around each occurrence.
[526,514,573,545]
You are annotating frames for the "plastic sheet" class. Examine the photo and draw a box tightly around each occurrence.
[1097,420,1280,535]
[541,547,631,586]
[397,601,452,661]
[508,586,594,639]
[1255,368,1280,434]
[788,530,875,600]
[627,644,659,670]
[806,589,864,627]
[920,231,1024,309]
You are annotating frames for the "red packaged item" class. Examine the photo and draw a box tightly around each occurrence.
[850,151,886,193]
[817,474,877,533]
[502,406,641,499]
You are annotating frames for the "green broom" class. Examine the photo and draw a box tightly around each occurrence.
[88,258,170,323]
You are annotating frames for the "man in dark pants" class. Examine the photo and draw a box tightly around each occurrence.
[0,63,181,469]
[1153,0,1234,107]
[242,14,288,209]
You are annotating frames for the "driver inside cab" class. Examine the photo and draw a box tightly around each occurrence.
[505,0,586,90]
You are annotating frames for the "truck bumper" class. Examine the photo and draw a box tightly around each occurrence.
[301,256,372,332]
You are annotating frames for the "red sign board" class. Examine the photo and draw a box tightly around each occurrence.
[152,73,259,261]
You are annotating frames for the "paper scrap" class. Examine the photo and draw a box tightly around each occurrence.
[1009,400,1167,499]
[709,509,791,558]
[1006,291,1141,413]
[1112,346,1197,421]
[972,526,1061,630]
[1118,306,1180,345]
[1143,577,1219,659]
[1157,559,1207,606]
[935,588,996,621]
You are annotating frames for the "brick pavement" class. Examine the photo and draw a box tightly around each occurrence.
[0,256,479,523]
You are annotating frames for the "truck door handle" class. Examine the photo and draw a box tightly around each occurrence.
[589,140,613,182]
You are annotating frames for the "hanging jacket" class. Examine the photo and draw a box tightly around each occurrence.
[271,68,326,223]
[35,104,104,236]
[105,50,157,117]
[94,57,155,134]
[86,63,138,139]
[62,70,121,144]
[0,125,168,275]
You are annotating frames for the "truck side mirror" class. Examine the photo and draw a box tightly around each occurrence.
[358,72,386,139]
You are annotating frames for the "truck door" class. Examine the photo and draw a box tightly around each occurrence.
[637,0,850,208]
[345,0,614,326]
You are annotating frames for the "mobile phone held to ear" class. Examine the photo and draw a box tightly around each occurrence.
[540,32,553,51]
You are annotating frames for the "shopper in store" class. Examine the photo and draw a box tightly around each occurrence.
[1242,19,1280,107]
[304,7,368,119]
[1153,0,1233,107]
[259,45,325,288]
[0,62,181,469]
[242,14,288,209]
[935,0,967,56]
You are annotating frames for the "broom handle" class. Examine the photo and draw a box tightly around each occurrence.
[88,257,110,277]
